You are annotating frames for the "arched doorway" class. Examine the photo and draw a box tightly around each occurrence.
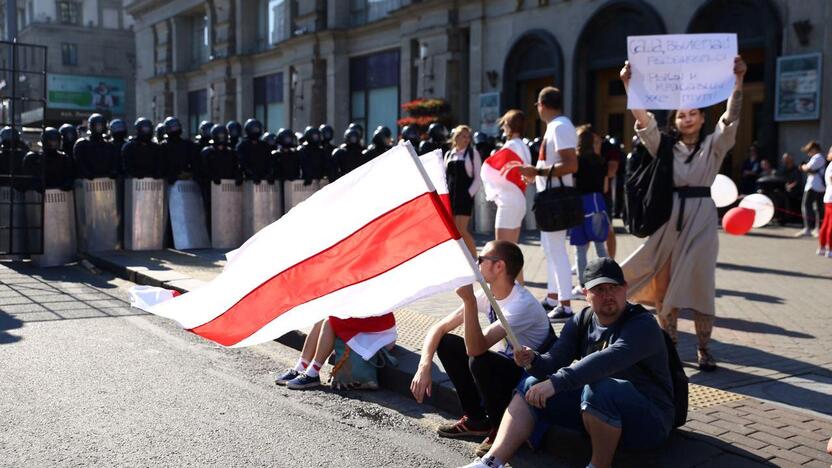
[502,30,564,139]
[573,0,666,150]
[688,0,782,179]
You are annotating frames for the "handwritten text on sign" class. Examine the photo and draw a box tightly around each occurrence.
[627,34,737,110]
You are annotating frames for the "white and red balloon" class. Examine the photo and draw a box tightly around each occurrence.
[739,194,775,228]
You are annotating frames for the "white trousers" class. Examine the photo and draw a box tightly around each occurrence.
[540,229,574,299]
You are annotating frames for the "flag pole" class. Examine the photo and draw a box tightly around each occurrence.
[402,143,523,352]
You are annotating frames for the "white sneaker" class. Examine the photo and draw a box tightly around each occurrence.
[794,229,811,238]
[811,229,820,238]
[571,286,586,299]
[817,248,828,256]
[458,457,504,468]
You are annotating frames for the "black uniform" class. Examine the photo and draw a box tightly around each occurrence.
[122,119,162,179]
[73,114,120,179]
[238,119,273,183]
[1,127,33,191]
[273,128,300,181]
[201,125,242,184]
[22,128,74,191]
[400,125,421,150]
[195,121,214,149]
[363,126,392,161]
[331,128,364,180]
[298,126,327,184]
[59,124,79,157]
[419,123,449,155]
[160,117,199,184]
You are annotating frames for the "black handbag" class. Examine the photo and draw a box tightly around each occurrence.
[624,134,675,238]
[533,167,584,232]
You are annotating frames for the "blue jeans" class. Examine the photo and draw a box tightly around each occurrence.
[517,375,671,450]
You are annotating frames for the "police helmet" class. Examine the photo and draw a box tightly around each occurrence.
[88,114,107,135]
[41,127,61,151]
[244,119,263,139]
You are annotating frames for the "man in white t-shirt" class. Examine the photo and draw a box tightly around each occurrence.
[410,240,553,457]
[516,87,579,319]
[797,140,826,237]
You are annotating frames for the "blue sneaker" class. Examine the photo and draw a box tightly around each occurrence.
[274,368,299,386]
[286,373,321,390]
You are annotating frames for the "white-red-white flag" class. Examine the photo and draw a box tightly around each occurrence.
[480,144,528,209]
[135,145,476,347]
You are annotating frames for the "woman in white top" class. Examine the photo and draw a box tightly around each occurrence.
[817,145,832,257]
[489,110,531,283]
[445,125,482,256]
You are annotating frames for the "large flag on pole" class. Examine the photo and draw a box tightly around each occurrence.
[135,145,477,348]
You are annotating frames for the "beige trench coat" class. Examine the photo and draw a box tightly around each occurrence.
[621,109,738,317]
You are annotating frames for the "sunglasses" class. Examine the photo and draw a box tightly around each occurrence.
[477,255,502,265]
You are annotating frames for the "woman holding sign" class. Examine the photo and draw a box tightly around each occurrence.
[619,55,746,372]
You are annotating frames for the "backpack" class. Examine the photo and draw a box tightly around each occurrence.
[624,134,675,238]
[329,337,398,391]
[577,306,689,428]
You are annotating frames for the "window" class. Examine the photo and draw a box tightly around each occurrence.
[56,1,81,25]
[188,89,208,136]
[257,0,287,49]
[61,43,78,65]
[254,73,285,132]
[349,0,404,27]
[191,14,209,67]
[350,50,400,138]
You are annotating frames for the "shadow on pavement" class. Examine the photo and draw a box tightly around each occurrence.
[717,261,832,280]
[0,310,23,344]
[715,288,785,305]
[713,315,813,338]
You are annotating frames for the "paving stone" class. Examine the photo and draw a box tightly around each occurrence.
[758,446,812,464]
[719,431,769,450]
[748,431,799,450]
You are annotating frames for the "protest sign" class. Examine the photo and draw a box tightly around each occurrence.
[626,33,737,110]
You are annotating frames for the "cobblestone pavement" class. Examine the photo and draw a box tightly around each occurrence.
[78,221,832,466]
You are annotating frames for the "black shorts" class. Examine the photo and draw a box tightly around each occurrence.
[450,189,474,216]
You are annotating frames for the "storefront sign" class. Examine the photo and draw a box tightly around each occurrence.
[479,92,500,136]
[775,53,822,122]
[47,74,126,115]
[626,33,737,110]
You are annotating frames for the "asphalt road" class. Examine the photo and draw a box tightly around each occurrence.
[0,263,555,468]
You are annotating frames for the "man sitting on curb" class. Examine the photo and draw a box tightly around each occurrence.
[410,240,553,457]
[463,257,674,468]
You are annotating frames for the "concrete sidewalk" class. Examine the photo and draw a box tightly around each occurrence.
[85,223,832,466]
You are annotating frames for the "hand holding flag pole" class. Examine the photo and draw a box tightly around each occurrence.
[402,143,524,357]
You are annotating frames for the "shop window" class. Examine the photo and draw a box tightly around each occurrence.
[350,50,399,137]
[188,89,208,136]
[254,73,286,132]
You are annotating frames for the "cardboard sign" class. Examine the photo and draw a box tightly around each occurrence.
[626,34,737,110]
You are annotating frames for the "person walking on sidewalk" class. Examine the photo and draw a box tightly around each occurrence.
[617,56,747,372]
[514,87,579,319]
[461,258,673,468]
[797,140,827,238]
[410,240,552,457]
[816,145,832,257]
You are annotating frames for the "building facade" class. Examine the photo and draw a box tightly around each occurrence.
[0,0,136,127]
[129,0,831,175]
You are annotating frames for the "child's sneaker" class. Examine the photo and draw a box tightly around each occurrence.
[286,373,321,390]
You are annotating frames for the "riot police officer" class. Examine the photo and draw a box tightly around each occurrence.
[419,123,449,155]
[201,124,242,185]
[196,120,214,148]
[298,126,327,184]
[400,124,421,149]
[237,119,273,184]
[261,132,277,152]
[108,119,128,149]
[528,136,542,165]
[73,114,120,179]
[1,127,32,190]
[153,123,166,145]
[160,116,199,184]
[59,124,78,156]
[23,127,74,191]
[226,120,243,148]
[474,131,494,161]
[273,128,300,181]
[319,124,336,158]
[363,126,392,161]
[122,118,161,179]
[331,127,364,180]
[347,122,364,145]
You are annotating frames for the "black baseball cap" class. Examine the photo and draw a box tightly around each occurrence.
[584,257,626,290]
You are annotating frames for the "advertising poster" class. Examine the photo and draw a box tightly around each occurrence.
[47,74,126,115]
[775,53,822,121]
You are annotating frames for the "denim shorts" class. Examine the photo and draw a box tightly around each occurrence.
[516,375,672,450]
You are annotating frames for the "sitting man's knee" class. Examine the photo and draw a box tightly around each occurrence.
[583,377,620,404]
[436,334,457,360]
